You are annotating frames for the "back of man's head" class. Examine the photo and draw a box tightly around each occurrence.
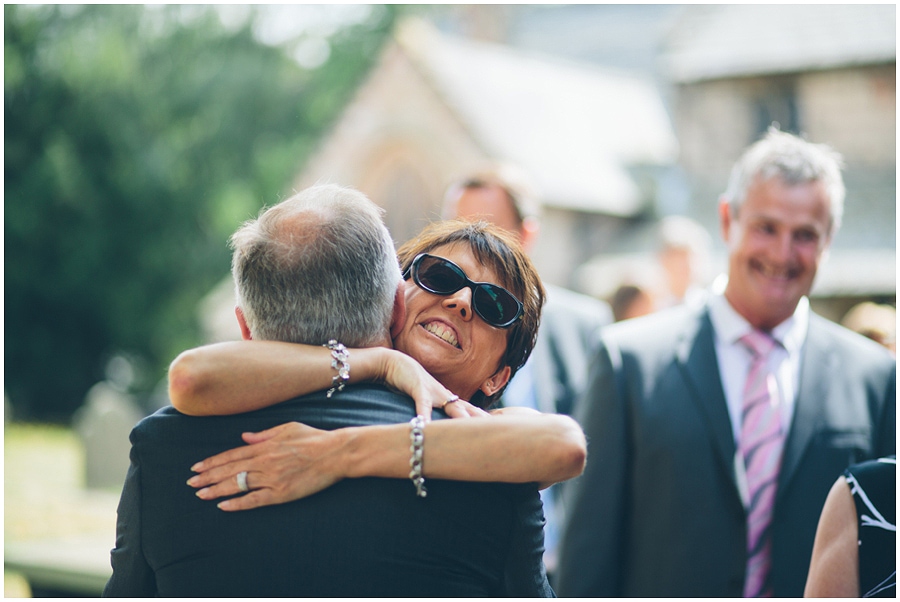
[230,184,400,346]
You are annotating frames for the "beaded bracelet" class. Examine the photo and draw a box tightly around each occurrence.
[324,340,349,398]
[408,415,427,498]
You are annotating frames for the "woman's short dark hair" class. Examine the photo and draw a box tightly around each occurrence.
[397,219,545,409]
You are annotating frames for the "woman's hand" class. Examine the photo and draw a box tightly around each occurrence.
[368,348,488,420]
[187,422,347,511]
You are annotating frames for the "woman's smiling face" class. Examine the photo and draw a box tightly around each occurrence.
[392,242,511,401]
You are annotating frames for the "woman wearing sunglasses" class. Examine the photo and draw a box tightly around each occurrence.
[175,220,584,510]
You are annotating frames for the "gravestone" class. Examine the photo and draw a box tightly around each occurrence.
[73,381,144,490]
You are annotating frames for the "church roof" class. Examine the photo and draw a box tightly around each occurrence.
[665,4,896,83]
[396,19,678,215]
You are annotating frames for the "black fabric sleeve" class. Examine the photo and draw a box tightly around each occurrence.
[502,485,555,597]
[102,429,157,597]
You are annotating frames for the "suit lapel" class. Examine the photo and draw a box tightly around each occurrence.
[676,307,738,487]
[530,338,558,414]
[779,315,831,491]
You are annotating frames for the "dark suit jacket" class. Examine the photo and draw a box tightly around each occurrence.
[513,284,612,415]
[103,384,553,597]
[556,303,896,597]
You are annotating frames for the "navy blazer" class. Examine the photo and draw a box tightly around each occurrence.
[556,303,896,597]
[104,384,553,597]
[513,284,611,415]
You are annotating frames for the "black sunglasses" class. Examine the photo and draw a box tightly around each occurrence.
[404,253,524,329]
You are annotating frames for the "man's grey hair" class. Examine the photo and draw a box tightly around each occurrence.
[230,184,400,346]
[723,127,845,235]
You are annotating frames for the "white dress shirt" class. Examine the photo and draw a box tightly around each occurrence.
[707,289,808,444]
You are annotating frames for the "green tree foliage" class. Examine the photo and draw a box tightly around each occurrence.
[5,5,398,421]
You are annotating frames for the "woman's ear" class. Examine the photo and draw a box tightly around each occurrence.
[479,365,511,397]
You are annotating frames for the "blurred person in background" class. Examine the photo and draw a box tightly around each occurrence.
[105,185,585,596]
[609,282,656,322]
[557,128,896,597]
[442,162,613,579]
[656,214,714,309]
[606,260,659,322]
[841,301,896,356]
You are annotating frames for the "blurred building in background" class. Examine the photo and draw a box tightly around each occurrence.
[292,16,678,290]
[205,4,895,343]
[663,4,896,320]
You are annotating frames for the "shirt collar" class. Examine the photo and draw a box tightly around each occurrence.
[708,285,808,354]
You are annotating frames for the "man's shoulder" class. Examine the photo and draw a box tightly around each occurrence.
[130,405,186,438]
[809,313,896,372]
[276,384,424,429]
[602,303,702,350]
[282,383,411,407]
[132,384,421,440]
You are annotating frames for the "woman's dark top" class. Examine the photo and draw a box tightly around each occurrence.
[844,456,895,598]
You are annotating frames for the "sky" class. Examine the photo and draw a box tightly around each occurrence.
[214,4,377,68]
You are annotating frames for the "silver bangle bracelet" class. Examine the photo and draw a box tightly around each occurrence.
[408,415,427,498]
[324,339,349,398]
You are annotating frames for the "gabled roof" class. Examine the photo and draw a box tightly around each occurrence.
[665,5,896,83]
[396,19,678,215]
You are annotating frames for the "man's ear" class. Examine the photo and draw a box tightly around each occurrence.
[235,306,252,340]
[519,216,540,254]
[718,196,732,242]
[479,365,511,398]
[389,281,407,341]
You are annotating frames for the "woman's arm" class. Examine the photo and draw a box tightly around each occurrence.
[187,411,587,511]
[803,476,859,597]
[169,341,477,419]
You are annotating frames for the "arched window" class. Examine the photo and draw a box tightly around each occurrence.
[360,143,443,245]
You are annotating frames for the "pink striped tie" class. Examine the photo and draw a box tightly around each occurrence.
[739,330,784,598]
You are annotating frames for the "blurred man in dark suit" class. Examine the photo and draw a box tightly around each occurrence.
[443,163,613,576]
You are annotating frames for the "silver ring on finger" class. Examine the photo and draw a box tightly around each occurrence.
[236,470,249,493]
[443,394,460,408]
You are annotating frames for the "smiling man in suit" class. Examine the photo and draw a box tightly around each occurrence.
[556,128,896,597]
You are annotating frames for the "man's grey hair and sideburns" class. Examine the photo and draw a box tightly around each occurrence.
[723,127,846,236]
[230,184,401,347]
